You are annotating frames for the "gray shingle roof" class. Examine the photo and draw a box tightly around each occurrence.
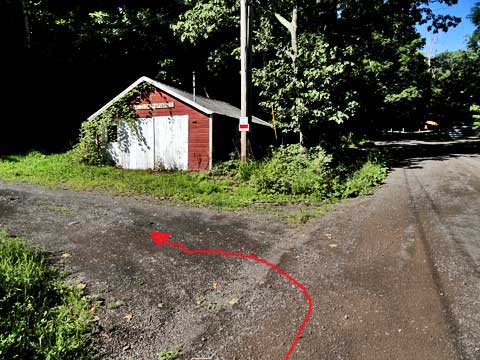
[152,79,272,128]
[88,76,272,128]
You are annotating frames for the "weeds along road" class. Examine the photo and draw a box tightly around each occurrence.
[0,138,479,360]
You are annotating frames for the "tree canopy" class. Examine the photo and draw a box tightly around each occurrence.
[468,1,480,48]
[1,0,476,153]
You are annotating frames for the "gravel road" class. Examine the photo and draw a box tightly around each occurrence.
[0,138,479,360]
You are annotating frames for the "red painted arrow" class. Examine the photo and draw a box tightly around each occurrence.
[150,231,313,360]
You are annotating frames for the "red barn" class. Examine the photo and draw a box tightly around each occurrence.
[88,76,273,171]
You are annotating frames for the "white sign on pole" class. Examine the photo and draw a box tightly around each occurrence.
[239,117,249,132]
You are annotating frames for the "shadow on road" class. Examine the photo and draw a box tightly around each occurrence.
[375,135,480,170]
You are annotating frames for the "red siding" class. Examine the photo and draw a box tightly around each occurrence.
[134,89,210,171]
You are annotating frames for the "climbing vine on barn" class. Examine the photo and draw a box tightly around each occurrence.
[76,83,154,165]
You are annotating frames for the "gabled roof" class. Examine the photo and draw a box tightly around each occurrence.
[88,76,272,128]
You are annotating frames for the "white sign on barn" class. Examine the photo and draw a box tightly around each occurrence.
[133,102,175,110]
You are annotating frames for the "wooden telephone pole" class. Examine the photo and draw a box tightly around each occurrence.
[240,0,251,163]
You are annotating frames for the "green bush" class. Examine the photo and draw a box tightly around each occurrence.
[209,160,241,177]
[251,144,334,197]
[237,161,260,181]
[209,160,259,181]
[342,160,388,198]
[471,104,480,127]
[0,229,94,360]
[0,146,388,209]
[248,145,387,199]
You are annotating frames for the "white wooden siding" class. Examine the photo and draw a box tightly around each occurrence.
[108,119,154,170]
[108,115,189,171]
[153,115,189,170]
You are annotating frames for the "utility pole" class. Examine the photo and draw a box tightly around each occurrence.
[240,0,251,163]
[426,35,438,68]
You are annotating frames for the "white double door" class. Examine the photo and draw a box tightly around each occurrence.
[110,115,189,170]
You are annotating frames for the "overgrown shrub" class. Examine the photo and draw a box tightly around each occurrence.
[209,145,387,199]
[209,160,242,178]
[471,104,480,127]
[210,160,259,181]
[0,229,94,359]
[251,144,335,197]
[238,161,260,181]
[342,160,388,198]
[0,147,388,209]
[75,117,111,165]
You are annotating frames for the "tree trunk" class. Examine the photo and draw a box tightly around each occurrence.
[275,2,307,154]
[291,4,298,72]
[291,4,307,154]
[20,0,31,49]
[275,3,307,153]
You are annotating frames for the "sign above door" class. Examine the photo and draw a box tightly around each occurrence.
[134,102,175,110]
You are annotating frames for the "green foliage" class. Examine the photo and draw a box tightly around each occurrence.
[0,152,257,209]
[250,145,387,199]
[210,160,260,181]
[3,0,466,154]
[238,161,261,181]
[171,0,460,138]
[468,2,480,49]
[342,161,388,198]
[210,160,243,177]
[0,229,94,359]
[430,50,480,126]
[286,206,330,225]
[157,348,182,360]
[172,0,238,44]
[251,145,335,197]
[353,29,431,130]
[254,33,359,137]
[75,82,154,165]
[0,148,388,210]
[471,104,480,127]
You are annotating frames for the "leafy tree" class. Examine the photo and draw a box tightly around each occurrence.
[254,33,359,144]
[173,0,460,143]
[430,49,480,126]
[471,104,480,126]
[468,2,480,49]
[0,0,464,153]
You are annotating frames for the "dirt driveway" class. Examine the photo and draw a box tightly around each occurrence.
[0,139,479,360]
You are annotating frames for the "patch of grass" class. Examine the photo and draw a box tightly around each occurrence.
[0,146,388,216]
[285,204,331,224]
[0,152,273,209]
[157,348,182,360]
[195,296,223,314]
[46,205,73,214]
[106,299,126,310]
[0,228,94,359]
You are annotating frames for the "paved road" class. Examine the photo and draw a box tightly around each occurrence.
[0,138,479,359]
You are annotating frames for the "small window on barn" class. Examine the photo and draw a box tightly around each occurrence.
[107,125,118,143]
